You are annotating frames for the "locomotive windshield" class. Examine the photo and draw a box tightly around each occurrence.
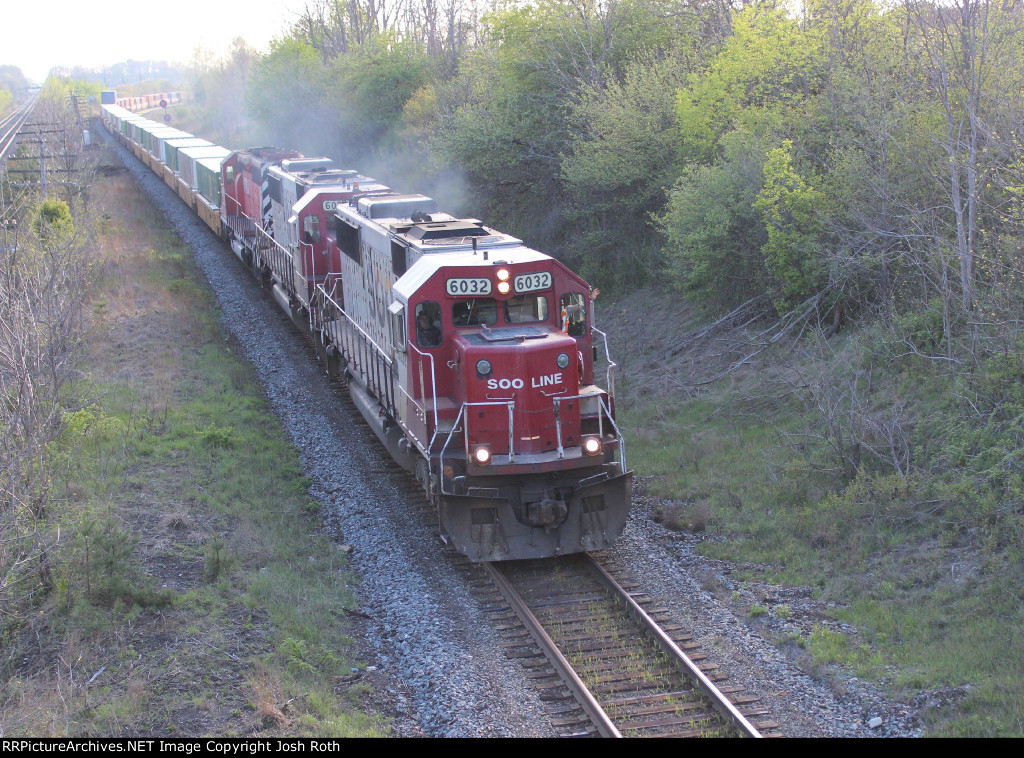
[452,298,498,327]
[504,294,549,323]
[452,295,550,327]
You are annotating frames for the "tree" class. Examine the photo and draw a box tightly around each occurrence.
[755,140,827,313]
[247,38,332,151]
[561,53,692,284]
[675,3,825,165]
[195,38,258,144]
[660,130,769,306]
[901,0,1022,312]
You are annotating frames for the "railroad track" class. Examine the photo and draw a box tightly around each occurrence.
[0,91,40,167]
[472,554,778,737]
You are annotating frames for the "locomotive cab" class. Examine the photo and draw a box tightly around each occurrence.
[393,252,631,561]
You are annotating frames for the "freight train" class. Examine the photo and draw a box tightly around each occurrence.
[99,101,632,562]
[103,91,183,112]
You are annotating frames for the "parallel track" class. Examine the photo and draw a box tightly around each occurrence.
[0,92,40,168]
[481,554,776,737]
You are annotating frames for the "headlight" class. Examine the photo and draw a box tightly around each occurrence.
[496,268,510,281]
[583,436,602,456]
[556,352,570,369]
[473,445,492,465]
[497,281,511,294]
[476,359,492,376]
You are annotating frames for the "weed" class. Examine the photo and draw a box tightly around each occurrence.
[198,422,235,449]
[204,538,237,582]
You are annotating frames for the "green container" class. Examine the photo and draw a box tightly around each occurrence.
[164,138,213,173]
[196,157,225,205]
[179,146,230,189]
[140,124,180,153]
[126,118,153,143]
[150,128,191,160]
[120,117,146,138]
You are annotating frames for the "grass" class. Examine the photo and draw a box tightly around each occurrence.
[0,146,386,737]
[614,311,1024,737]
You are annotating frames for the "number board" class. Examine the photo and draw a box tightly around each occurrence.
[446,278,492,296]
[322,200,346,212]
[513,271,552,293]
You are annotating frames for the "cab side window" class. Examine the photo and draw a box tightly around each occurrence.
[303,214,321,244]
[415,301,442,348]
[559,293,587,337]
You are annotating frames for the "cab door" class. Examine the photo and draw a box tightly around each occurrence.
[388,300,411,433]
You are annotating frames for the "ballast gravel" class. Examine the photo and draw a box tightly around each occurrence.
[108,125,923,738]
[610,499,924,737]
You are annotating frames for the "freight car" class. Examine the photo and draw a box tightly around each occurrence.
[98,101,632,562]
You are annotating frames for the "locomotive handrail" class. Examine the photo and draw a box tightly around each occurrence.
[405,341,440,433]
[222,196,297,301]
[590,327,617,399]
[297,239,314,306]
[438,391,627,483]
[315,283,397,419]
[550,392,627,473]
[438,400,516,495]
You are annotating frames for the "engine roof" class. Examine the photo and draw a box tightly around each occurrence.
[392,248,552,302]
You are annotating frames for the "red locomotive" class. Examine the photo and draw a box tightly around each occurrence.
[318,199,632,561]
[98,106,632,562]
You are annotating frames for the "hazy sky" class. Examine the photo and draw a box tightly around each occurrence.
[6,1,313,82]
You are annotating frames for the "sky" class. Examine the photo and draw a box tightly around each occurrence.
[5,1,313,82]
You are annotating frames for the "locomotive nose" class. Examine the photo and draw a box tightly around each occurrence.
[456,327,581,457]
[460,328,577,398]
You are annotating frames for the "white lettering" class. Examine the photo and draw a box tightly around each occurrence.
[486,378,524,390]
[531,373,563,388]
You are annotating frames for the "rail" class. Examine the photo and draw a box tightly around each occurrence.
[482,562,622,738]
[586,558,763,738]
[485,556,766,738]
[0,92,41,167]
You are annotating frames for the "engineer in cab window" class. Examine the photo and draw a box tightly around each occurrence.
[416,303,442,348]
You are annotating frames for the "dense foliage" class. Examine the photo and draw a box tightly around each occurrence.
[0,65,28,117]
[187,0,1024,326]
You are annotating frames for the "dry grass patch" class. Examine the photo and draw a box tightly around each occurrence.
[249,667,291,729]
[158,510,195,531]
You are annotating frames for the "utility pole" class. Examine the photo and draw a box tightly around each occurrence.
[39,135,47,198]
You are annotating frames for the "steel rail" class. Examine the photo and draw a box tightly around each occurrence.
[584,556,763,738]
[0,93,41,166]
[482,561,623,738]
